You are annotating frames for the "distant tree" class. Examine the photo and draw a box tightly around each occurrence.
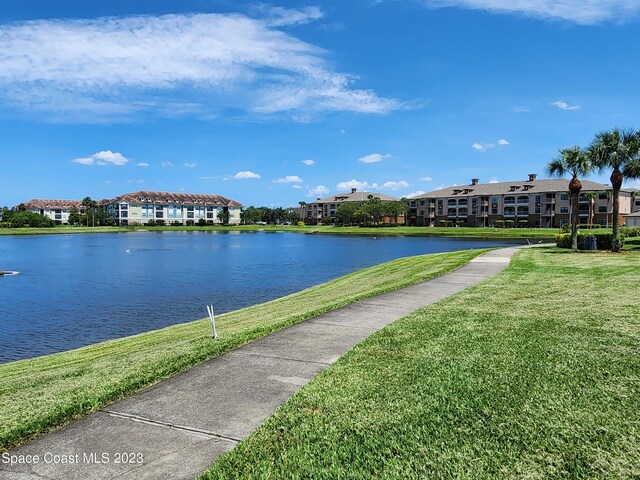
[81,197,98,227]
[218,208,230,225]
[8,211,55,228]
[68,207,81,226]
[584,192,598,228]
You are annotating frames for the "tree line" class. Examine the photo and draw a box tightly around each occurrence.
[332,197,408,226]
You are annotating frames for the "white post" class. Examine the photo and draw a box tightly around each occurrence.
[206,305,218,339]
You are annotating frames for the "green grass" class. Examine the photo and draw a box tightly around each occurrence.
[0,249,484,452]
[0,224,558,238]
[201,247,640,479]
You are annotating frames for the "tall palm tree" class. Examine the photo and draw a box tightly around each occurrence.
[587,128,640,252]
[584,192,598,227]
[546,146,593,250]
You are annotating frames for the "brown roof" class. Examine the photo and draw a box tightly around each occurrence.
[411,178,612,199]
[22,199,83,209]
[311,191,399,204]
[108,191,243,207]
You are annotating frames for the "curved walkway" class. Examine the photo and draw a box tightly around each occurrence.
[1,247,519,480]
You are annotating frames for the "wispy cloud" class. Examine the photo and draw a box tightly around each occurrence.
[358,153,392,164]
[407,190,426,198]
[233,170,261,179]
[72,150,129,166]
[307,185,330,197]
[513,106,531,113]
[0,10,401,121]
[292,184,303,189]
[336,179,379,191]
[183,162,197,168]
[161,161,173,167]
[126,179,145,184]
[137,162,150,167]
[273,175,303,183]
[488,177,500,184]
[551,100,580,111]
[418,0,640,25]
[301,159,315,166]
[382,180,409,191]
[472,138,509,152]
[419,176,433,182]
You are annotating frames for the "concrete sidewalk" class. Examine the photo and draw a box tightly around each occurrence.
[1,247,518,480]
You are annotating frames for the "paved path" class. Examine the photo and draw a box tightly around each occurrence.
[1,247,518,480]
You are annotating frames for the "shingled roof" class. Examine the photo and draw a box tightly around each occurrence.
[411,178,611,199]
[22,199,83,209]
[108,191,243,207]
[312,190,399,204]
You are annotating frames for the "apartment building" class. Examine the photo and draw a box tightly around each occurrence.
[300,188,400,225]
[408,174,634,228]
[102,191,243,225]
[22,199,85,223]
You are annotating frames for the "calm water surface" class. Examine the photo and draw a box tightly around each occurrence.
[0,231,520,363]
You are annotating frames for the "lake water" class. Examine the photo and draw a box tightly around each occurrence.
[0,231,520,363]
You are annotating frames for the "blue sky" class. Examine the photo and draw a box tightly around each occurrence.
[1,0,639,207]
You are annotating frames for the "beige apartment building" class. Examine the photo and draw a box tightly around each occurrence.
[300,188,400,225]
[409,174,634,228]
[22,199,85,223]
[102,191,243,225]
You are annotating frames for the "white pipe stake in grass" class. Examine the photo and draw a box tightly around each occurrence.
[206,305,218,339]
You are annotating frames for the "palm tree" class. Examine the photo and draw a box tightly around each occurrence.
[584,192,598,228]
[546,146,593,250]
[588,128,640,252]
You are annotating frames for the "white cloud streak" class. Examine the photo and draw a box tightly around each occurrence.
[336,179,379,191]
[161,161,173,167]
[72,150,129,166]
[472,138,509,152]
[183,162,197,168]
[551,100,580,111]
[273,175,303,183]
[137,162,150,167]
[233,170,261,179]
[419,176,433,181]
[382,180,409,190]
[0,10,401,121]
[419,0,640,24]
[307,185,330,197]
[301,159,315,166]
[358,153,392,164]
[407,190,426,198]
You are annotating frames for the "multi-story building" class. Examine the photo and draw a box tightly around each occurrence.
[300,188,401,225]
[22,199,85,223]
[102,191,243,226]
[408,174,634,228]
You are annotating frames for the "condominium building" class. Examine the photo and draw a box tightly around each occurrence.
[22,199,85,223]
[300,188,401,225]
[102,191,243,226]
[408,174,634,228]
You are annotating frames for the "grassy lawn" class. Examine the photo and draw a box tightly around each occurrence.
[0,224,559,238]
[201,246,640,479]
[0,249,484,451]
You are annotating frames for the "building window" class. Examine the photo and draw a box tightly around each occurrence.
[560,219,569,226]
[504,207,515,216]
[599,192,608,200]
[535,195,541,202]
[560,194,569,201]
[598,206,607,213]
[504,196,516,205]
[121,211,128,218]
[458,198,468,206]
[458,208,468,217]
[120,203,128,210]
[155,211,163,218]
[517,206,529,216]
[55,214,62,220]
[517,196,529,204]
[491,196,499,215]
[597,219,607,226]
[447,208,456,217]
[560,206,569,213]
[447,199,457,206]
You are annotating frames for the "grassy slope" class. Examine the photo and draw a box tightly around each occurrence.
[0,249,484,451]
[0,224,558,238]
[202,246,640,479]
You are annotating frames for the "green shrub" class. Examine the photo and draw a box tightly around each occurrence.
[146,219,156,226]
[297,221,305,226]
[621,226,640,237]
[577,224,601,229]
[556,231,623,250]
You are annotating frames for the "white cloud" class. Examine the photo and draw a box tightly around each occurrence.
[358,153,392,164]
[126,179,145,184]
[488,177,500,184]
[161,161,173,167]
[472,142,495,152]
[497,138,510,145]
[513,106,531,113]
[292,184,303,189]
[137,162,150,167]
[183,162,197,168]
[407,190,426,198]
[382,180,410,191]
[301,159,315,166]
[336,179,379,191]
[551,100,580,111]
[340,129,347,134]
[307,185,330,197]
[273,175,303,183]
[420,0,640,25]
[72,150,129,166]
[0,10,401,121]
[233,170,261,179]
[419,176,433,182]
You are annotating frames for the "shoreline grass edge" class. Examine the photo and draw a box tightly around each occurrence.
[0,248,487,452]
